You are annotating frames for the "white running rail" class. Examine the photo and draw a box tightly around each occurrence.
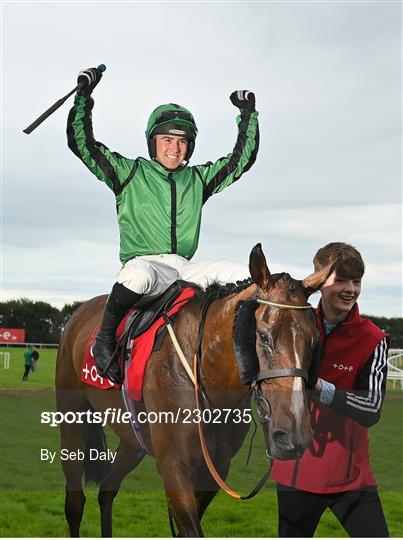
[0,352,10,369]
[388,349,403,389]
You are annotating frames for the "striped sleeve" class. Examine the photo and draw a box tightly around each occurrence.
[329,337,389,427]
[67,95,135,195]
[196,109,259,203]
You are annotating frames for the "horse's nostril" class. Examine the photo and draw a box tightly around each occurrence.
[272,429,305,459]
[272,430,305,456]
[272,430,292,450]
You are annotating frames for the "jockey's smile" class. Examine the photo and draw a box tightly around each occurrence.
[155,134,188,169]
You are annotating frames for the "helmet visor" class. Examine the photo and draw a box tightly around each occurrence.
[152,122,195,141]
[150,110,198,139]
[155,109,196,125]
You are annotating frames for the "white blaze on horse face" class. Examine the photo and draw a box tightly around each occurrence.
[291,375,305,424]
[289,368,305,425]
[291,326,305,423]
[291,327,302,368]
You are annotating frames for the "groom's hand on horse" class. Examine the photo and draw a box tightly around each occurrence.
[312,378,323,399]
[77,67,103,97]
[230,90,256,111]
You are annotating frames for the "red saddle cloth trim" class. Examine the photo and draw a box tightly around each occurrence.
[81,323,122,390]
[127,287,196,401]
[81,287,196,395]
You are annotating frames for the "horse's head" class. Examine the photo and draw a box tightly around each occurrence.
[233,244,333,460]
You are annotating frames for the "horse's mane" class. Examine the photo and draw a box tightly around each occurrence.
[202,277,254,301]
[188,272,298,304]
[192,277,258,384]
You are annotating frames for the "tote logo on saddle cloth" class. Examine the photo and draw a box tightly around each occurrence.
[81,288,196,397]
[81,345,118,389]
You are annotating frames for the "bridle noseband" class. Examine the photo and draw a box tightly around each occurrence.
[255,298,313,384]
[256,298,313,310]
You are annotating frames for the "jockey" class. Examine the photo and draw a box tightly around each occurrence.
[67,67,259,384]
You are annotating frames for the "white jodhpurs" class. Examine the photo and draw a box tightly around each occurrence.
[116,254,249,303]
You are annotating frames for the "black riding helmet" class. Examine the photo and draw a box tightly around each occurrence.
[145,103,198,162]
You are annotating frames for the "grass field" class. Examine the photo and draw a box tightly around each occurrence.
[0,346,402,537]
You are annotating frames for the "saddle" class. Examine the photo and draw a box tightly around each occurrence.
[81,281,197,401]
[117,281,182,351]
[81,281,196,391]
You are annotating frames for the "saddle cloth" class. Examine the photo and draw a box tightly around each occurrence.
[81,287,196,399]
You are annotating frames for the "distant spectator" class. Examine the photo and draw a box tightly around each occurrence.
[22,346,34,381]
[31,347,40,372]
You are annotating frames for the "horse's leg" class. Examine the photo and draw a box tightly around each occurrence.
[98,440,145,537]
[196,458,231,521]
[156,459,203,537]
[59,419,88,537]
[195,422,250,521]
[166,488,202,537]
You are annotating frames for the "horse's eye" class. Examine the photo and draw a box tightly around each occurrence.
[257,331,271,345]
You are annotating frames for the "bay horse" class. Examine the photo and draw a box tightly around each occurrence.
[56,244,331,537]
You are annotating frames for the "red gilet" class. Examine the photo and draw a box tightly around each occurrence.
[272,302,387,493]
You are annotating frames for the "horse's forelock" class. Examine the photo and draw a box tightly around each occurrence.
[279,272,298,291]
[232,299,259,385]
[268,272,300,293]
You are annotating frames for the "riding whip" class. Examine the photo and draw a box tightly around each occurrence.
[23,64,106,134]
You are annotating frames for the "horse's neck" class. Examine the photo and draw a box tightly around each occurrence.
[200,284,256,404]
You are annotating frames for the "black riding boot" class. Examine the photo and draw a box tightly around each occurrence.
[93,282,143,384]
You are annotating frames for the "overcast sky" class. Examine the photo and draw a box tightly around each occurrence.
[2,1,401,317]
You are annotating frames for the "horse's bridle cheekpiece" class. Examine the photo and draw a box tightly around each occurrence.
[255,298,313,384]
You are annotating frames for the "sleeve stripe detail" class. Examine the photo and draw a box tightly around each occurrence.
[81,100,121,195]
[346,338,386,404]
[115,159,139,196]
[67,107,81,158]
[345,338,388,413]
[345,337,387,411]
[202,110,258,203]
[67,97,121,195]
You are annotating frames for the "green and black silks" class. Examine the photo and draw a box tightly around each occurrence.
[67,94,259,264]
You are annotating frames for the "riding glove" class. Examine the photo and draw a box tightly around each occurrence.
[230,90,256,111]
[77,67,103,97]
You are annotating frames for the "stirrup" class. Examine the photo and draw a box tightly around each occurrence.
[105,352,123,384]
[96,348,123,385]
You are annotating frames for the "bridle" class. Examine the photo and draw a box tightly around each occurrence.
[255,297,314,384]
[250,296,316,468]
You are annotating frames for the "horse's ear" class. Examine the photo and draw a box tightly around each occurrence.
[302,260,336,297]
[249,243,271,291]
